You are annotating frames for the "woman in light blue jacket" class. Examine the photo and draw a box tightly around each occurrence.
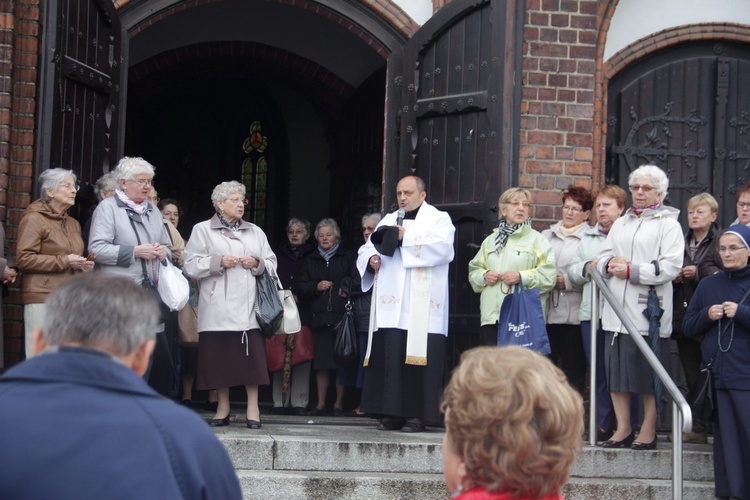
[468,187,556,346]
[567,185,629,441]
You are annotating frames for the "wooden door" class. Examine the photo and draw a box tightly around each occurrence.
[384,0,525,353]
[607,41,750,228]
[37,0,125,222]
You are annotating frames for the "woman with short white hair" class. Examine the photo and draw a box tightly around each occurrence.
[89,157,173,395]
[596,164,684,450]
[184,181,276,429]
[17,168,93,358]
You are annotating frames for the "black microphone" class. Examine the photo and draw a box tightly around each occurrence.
[396,208,405,226]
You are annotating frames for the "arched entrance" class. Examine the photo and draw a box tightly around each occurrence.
[118,0,400,246]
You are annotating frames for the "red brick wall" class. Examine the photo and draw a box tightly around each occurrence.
[519,0,600,229]
[0,0,39,368]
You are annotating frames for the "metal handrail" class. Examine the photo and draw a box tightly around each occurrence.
[587,267,692,500]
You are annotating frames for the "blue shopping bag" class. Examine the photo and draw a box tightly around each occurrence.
[497,281,551,355]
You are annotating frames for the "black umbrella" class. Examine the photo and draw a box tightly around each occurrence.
[642,286,664,413]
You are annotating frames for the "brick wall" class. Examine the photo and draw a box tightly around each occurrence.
[519,0,600,230]
[0,0,39,369]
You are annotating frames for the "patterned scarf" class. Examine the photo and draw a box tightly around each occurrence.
[115,189,149,215]
[217,212,242,231]
[496,218,531,250]
[630,202,661,216]
[319,243,339,262]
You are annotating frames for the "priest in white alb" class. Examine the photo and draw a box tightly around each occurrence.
[357,175,455,433]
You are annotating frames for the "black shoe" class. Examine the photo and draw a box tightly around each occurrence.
[247,420,262,430]
[269,407,285,415]
[631,436,657,450]
[291,406,308,416]
[334,408,355,417]
[308,407,329,417]
[204,401,219,412]
[180,399,193,408]
[596,428,615,442]
[401,419,426,433]
[599,431,635,448]
[208,415,230,427]
[377,416,405,431]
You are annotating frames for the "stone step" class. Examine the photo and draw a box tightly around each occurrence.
[236,472,714,500]
[206,412,715,498]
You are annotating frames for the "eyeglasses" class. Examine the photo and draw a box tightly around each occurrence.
[719,246,747,253]
[737,202,750,209]
[562,205,583,213]
[226,198,249,205]
[58,182,79,191]
[629,185,656,193]
[287,229,305,236]
[130,178,153,187]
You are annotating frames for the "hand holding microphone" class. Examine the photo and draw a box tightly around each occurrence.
[396,208,406,241]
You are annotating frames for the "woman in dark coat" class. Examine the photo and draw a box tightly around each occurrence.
[293,218,355,416]
[270,217,315,414]
[683,224,750,500]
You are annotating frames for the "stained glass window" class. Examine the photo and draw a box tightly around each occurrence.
[241,121,269,225]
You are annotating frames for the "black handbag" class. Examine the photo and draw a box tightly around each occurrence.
[255,271,284,339]
[333,301,357,365]
[689,349,717,423]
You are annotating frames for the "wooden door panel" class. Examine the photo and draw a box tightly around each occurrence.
[607,42,750,228]
[38,0,124,222]
[386,0,524,344]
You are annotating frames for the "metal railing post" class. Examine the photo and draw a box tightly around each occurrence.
[587,269,692,500]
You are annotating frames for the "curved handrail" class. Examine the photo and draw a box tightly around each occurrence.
[587,267,692,500]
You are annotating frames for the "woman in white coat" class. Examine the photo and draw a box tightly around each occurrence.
[184,181,276,429]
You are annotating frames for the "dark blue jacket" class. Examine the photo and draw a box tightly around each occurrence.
[0,347,243,500]
[683,264,750,390]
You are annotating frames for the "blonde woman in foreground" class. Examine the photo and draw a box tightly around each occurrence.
[441,346,583,499]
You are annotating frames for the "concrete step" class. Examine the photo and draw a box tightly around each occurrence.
[205,412,715,499]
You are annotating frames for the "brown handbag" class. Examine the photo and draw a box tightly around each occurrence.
[265,326,314,372]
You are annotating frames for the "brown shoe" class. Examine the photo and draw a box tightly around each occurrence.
[683,432,708,444]
[667,432,708,444]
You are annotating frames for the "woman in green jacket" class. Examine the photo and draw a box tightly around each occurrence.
[468,187,557,345]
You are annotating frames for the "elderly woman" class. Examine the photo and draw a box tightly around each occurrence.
[596,164,684,450]
[338,212,383,416]
[17,168,93,358]
[441,346,582,499]
[183,181,274,429]
[293,218,355,416]
[468,187,556,346]
[269,217,315,415]
[89,157,173,395]
[542,185,593,395]
[567,185,631,441]
[158,198,186,266]
[683,224,750,500]
[672,193,721,444]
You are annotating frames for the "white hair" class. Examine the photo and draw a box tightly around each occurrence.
[39,168,76,201]
[629,164,669,201]
[112,157,155,184]
[211,181,246,210]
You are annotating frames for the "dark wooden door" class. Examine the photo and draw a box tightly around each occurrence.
[37,0,125,222]
[384,0,525,354]
[607,41,750,228]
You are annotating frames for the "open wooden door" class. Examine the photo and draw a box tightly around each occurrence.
[36,0,126,222]
[383,0,525,356]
